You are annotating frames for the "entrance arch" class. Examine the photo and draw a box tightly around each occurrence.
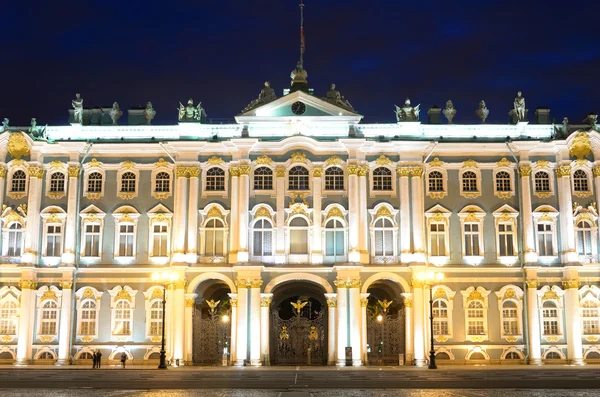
[269,279,329,365]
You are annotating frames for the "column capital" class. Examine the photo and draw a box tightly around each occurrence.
[593,166,600,178]
[19,280,38,290]
[525,279,540,289]
[312,167,323,177]
[238,165,251,176]
[334,278,361,289]
[347,164,360,175]
[260,297,272,307]
[175,166,189,178]
[562,279,581,289]
[59,280,73,290]
[67,166,80,178]
[275,167,286,178]
[0,167,6,179]
[409,279,424,289]
[556,165,571,178]
[410,165,423,177]
[396,166,411,177]
[28,166,44,179]
[250,279,263,289]
[185,297,196,307]
[187,166,200,178]
[358,165,369,177]
[519,165,532,177]
[229,166,240,177]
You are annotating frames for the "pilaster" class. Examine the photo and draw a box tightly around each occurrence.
[260,293,273,365]
[397,167,411,263]
[60,165,79,265]
[56,278,73,365]
[184,293,197,364]
[172,166,189,263]
[312,168,323,263]
[335,281,348,366]
[410,267,426,366]
[187,166,200,262]
[249,279,262,366]
[325,293,337,365]
[22,165,44,264]
[525,268,542,365]
[410,166,425,262]
[556,164,578,263]
[358,165,369,263]
[15,275,37,365]
[563,269,584,365]
[235,280,249,366]
[519,165,538,263]
[360,293,369,365]
[401,292,413,365]
[172,276,186,364]
[275,167,286,263]
[238,164,251,263]
[229,166,240,263]
[347,164,360,263]
[228,293,238,365]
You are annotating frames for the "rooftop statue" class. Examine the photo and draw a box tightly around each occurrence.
[242,81,277,113]
[72,93,83,123]
[178,98,206,122]
[144,102,156,125]
[29,118,46,140]
[442,100,456,124]
[290,61,308,84]
[476,100,489,124]
[1,118,9,132]
[324,83,355,111]
[394,98,420,122]
[583,112,598,129]
[513,91,526,122]
[109,102,122,125]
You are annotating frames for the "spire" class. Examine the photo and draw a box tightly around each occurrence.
[299,0,305,67]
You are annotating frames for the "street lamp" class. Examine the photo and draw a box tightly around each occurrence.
[151,270,179,369]
[417,271,444,369]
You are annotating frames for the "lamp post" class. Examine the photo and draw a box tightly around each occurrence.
[418,270,444,369]
[152,270,179,370]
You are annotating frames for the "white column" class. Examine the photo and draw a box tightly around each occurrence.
[184,293,197,364]
[360,293,369,365]
[62,165,79,265]
[172,281,185,364]
[238,165,251,263]
[525,273,542,365]
[56,280,73,365]
[275,167,286,263]
[520,165,538,263]
[402,293,413,365]
[358,166,369,264]
[412,277,426,366]
[187,167,200,262]
[260,293,273,365]
[312,169,323,264]
[347,165,360,263]
[336,282,348,366]
[556,165,578,263]
[325,293,337,365]
[348,282,362,366]
[249,280,262,366]
[172,167,188,262]
[563,274,584,365]
[594,166,600,212]
[410,166,426,262]
[228,293,238,365]
[23,165,44,264]
[398,167,411,263]
[15,279,36,365]
[235,282,248,366]
[229,167,239,263]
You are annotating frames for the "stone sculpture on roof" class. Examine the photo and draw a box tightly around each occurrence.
[512,91,526,122]
[72,93,83,123]
[583,112,598,130]
[242,81,277,113]
[324,83,355,112]
[442,100,456,124]
[1,118,9,131]
[144,102,156,125]
[109,102,123,125]
[395,98,420,122]
[178,98,207,123]
[476,100,489,124]
[290,61,308,84]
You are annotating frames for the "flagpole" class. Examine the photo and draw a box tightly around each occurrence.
[299,0,305,67]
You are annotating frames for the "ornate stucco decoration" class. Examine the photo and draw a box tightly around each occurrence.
[29,166,44,179]
[504,336,519,343]
[238,165,251,175]
[497,192,513,200]
[538,212,553,222]
[118,192,136,200]
[48,191,66,200]
[503,289,516,300]
[429,158,444,168]
[592,167,600,178]
[467,335,486,343]
[334,278,361,288]
[290,203,309,218]
[347,164,359,175]
[149,213,171,226]
[206,156,225,166]
[519,165,532,177]
[154,158,169,168]
[87,158,102,168]
[556,165,571,178]
[410,166,423,177]
[325,155,344,166]
[0,167,6,179]
[261,297,272,307]
[428,191,447,199]
[358,165,369,176]
[275,167,286,177]
[255,155,274,166]
[396,167,411,177]
[434,335,448,343]
[185,298,196,307]
[496,158,511,168]
[39,336,54,343]
[574,190,593,198]
[3,208,25,227]
[207,206,223,220]
[326,206,343,220]
[19,280,38,290]
[403,298,412,308]
[562,279,580,289]
[312,168,323,177]
[462,159,478,168]
[544,335,560,343]
[326,299,337,308]
[290,152,308,164]
[7,132,30,159]
[188,166,200,178]
[121,160,136,169]
[462,192,482,199]
[584,335,599,342]
[229,166,240,177]
[467,289,483,302]
[41,289,58,301]
[535,159,550,168]
[542,290,559,301]
[254,206,272,221]
[374,155,393,166]
[534,192,553,199]
[49,160,64,169]
[115,289,132,302]
[175,166,188,178]
[67,166,79,178]
[59,281,73,290]
[375,206,392,219]
[525,280,539,289]
[434,288,447,300]
[569,131,592,160]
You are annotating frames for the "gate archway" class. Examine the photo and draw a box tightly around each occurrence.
[269,280,328,366]
[192,279,232,365]
[365,279,405,365]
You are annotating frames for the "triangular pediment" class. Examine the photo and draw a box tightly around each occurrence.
[236,90,362,120]
[148,203,172,214]
[80,204,105,216]
[425,204,452,214]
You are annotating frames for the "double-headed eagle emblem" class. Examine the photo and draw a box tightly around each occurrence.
[290,299,308,314]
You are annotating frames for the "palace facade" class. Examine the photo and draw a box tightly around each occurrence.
[1,67,599,366]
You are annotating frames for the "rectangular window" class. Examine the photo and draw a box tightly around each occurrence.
[464,223,480,256]
[84,224,101,257]
[498,223,515,256]
[430,223,446,256]
[290,230,308,254]
[119,224,135,257]
[41,311,57,335]
[502,308,519,335]
[543,308,559,335]
[152,224,168,256]
[46,225,62,257]
[80,311,96,335]
[374,230,394,256]
[537,223,553,256]
[468,320,485,335]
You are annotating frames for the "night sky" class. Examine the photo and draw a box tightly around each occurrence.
[2,0,599,127]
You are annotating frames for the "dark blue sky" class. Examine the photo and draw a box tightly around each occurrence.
[2,0,599,126]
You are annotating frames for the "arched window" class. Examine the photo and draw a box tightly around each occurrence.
[0,301,18,335]
[373,218,394,256]
[154,172,170,193]
[501,300,519,335]
[545,351,562,359]
[576,221,593,256]
[79,300,97,335]
[466,301,485,336]
[149,300,163,336]
[253,167,273,191]
[573,169,589,192]
[325,167,344,191]
[121,172,136,193]
[462,171,478,192]
[204,218,226,256]
[581,300,599,335]
[288,166,309,190]
[49,173,65,193]
[206,168,225,191]
[87,172,103,193]
[252,219,273,257]
[79,352,93,360]
[432,299,448,335]
[40,301,58,335]
[495,171,511,192]
[114,300,132,335]
[289,217,309,254]
[372,167,392,191]
[534,171,550,192]
[11,170,26,192]
[505,351,521,359]
[7,223,23,257]
[325,218,345,262]
[428,171,444,192]
[38,351,55,360]
[542,301,560,335]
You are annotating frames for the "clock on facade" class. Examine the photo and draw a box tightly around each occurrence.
[291,101,306,115]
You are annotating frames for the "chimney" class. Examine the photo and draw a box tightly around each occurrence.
[427,105,441,124]
[534,107,551,124]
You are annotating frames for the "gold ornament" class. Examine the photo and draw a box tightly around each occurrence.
[467,289,483,302]
[290,299,308,314]
[67,166,80,178]
[312,168,323,177]
[49,160,63,169]
[562,279,580,289]
[378,299,393,313]
[410,166,423,177]
[0,167,6,178]
[290,152,307,164]
[542,290,559,301]
[374,155,393,166]
[497,192,513,200]
[428,191,447,199]
[154,158,169,168]
[326,206,343,220]
[7,132,30,159]
[185,298,195,307]
[326,299,337,308]
[255,206,272,220]
[82,288,95,299]
[279,325,290,340]
[429,158,444,168]
[59,281,73,290]
[496,158,511,167]
[308,326,319,341]
[396,167,411,177]
[503,289,516,299]
[462,159,478,168]
[29,166,44,178]
[206,156,225,165]
[261,297,272,307]
[535,159,550,169]
[188,166,200,178]
[207,206,222,219]
[519,165,532,177]
[376,206,392,218]
[569,131,592,160]
[41,289,58,301]
[229,166,240,177]
[121,160,136,169]
[19,280,38,290]
[250,279,263,288]
[175,166,188,178]
[462,192,481,199]
[325,155,344,166]
[255,155,274,165]
[556,165,571,178]
[346,164,359,175]
[403,298,413,308]
[115,289,132,302]
[87,158,102,168]
[275,167,286,177]
[238,165,251,175]
[206,299,220,314]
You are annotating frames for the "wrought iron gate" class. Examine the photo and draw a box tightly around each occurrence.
[192,306,231,365]
[366,310,404,365]
[271,301,327,365]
